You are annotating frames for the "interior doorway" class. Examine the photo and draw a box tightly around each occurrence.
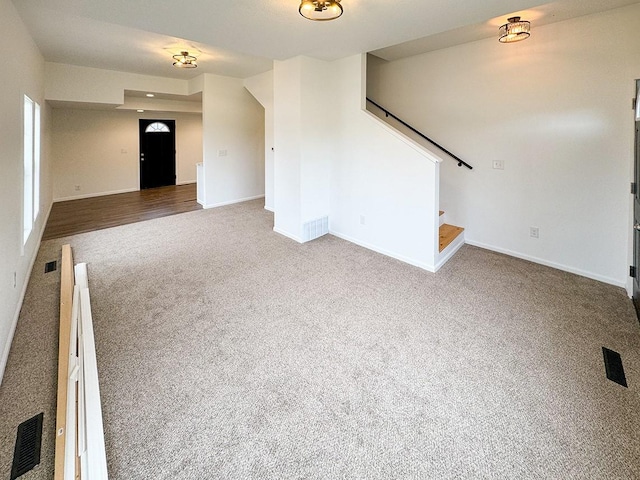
[139,119,176,189]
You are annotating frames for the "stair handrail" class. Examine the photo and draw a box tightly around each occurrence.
[366,97,473,170]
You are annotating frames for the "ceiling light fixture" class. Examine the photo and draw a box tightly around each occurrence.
[299,0,343,21]
[172,51,197,68]
[499,16,530,43]
[146,93,155,97]
[137,109,144,113]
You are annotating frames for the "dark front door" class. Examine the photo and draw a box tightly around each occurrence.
[139,119,176,189]
[633,81,640,316]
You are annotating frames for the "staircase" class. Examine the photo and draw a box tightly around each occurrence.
[438,210,464,266]
[364,98,468,270]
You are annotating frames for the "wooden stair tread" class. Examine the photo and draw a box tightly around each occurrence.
[439,210,444,216]
[439,223,464,252]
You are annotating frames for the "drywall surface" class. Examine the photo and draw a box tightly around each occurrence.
[52,109,202,200]
[330,55,439,270]
[201,74,265,208]
[368,4,640,287]
[45,63,190,106]
[272,57,333,241]
[300,57,332,224]
[273,58,303,240]
[244,70,275,211]
[272,54,439,266]
[0,0,52,383]
[116,97,202,113]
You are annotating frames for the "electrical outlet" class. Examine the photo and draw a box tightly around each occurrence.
[218,149,227,157]
[74,185,81,191]
[359,215,366,226]
[530,227,539,238]
[493,160,505,170]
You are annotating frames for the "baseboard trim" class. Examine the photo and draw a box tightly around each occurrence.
[54,187,138,202]
[273,227,303,243]
[203,194,265,209]
[264,206,274,212]
[329,230,435,272]
[465,239,625,288]
[0,201,53,385]
[176,181,196,186]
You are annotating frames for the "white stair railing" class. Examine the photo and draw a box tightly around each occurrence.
[55,246,109,480]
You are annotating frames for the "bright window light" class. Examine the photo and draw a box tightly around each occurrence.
[23,95,34,245]
[145,122,170,133]
[34,102,40,220]
[23,95,41,246]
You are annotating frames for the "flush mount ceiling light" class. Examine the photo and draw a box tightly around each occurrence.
[499,16,531,43]
[172,51,197,68]
[299,0,343,21]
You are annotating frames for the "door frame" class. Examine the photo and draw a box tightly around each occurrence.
[632,79,640,320]
[138,119,177,190]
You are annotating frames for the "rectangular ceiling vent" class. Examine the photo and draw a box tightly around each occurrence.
[303,216,329,242]
[11,412,43,480]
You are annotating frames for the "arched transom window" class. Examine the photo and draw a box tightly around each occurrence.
[145,122,171,133]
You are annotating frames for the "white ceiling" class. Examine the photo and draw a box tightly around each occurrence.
[372,0,640,61]
[13,0,639,80]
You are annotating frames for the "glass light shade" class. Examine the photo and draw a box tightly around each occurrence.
[173,61,197,68]
[299,0,343,21]
[498,17,530,43]
[172,51,198,68]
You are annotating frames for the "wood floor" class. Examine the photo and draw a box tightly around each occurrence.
[439,223,464,252]
[42,184,201,240]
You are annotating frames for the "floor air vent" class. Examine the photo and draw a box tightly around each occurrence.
[11,412,43,479]
[303,216,329,242]
[44,261,57,273]
[602,347,627,387]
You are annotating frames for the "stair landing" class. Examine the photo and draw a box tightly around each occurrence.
[439,223,464,252]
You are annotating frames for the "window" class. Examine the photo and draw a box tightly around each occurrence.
[34,102,40,219]
[145,122,170,133]
[23,95,40,245]
[23,96,33,243]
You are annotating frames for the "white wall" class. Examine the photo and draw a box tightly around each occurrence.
[271,54,439,268]
[45,63,192,107]
[201,74,265,208]
[300,57,332,224]
[45,65,264,210]
[329,55,439,270]
[368,4,640,287]
[52,109,202,200]
[117,97,202,113]
[273,58,303,240]
[0,0,52,383]
[244,71,274,211]
[272,57,333,241]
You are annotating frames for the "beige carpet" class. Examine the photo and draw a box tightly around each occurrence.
[1,199,639,479]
